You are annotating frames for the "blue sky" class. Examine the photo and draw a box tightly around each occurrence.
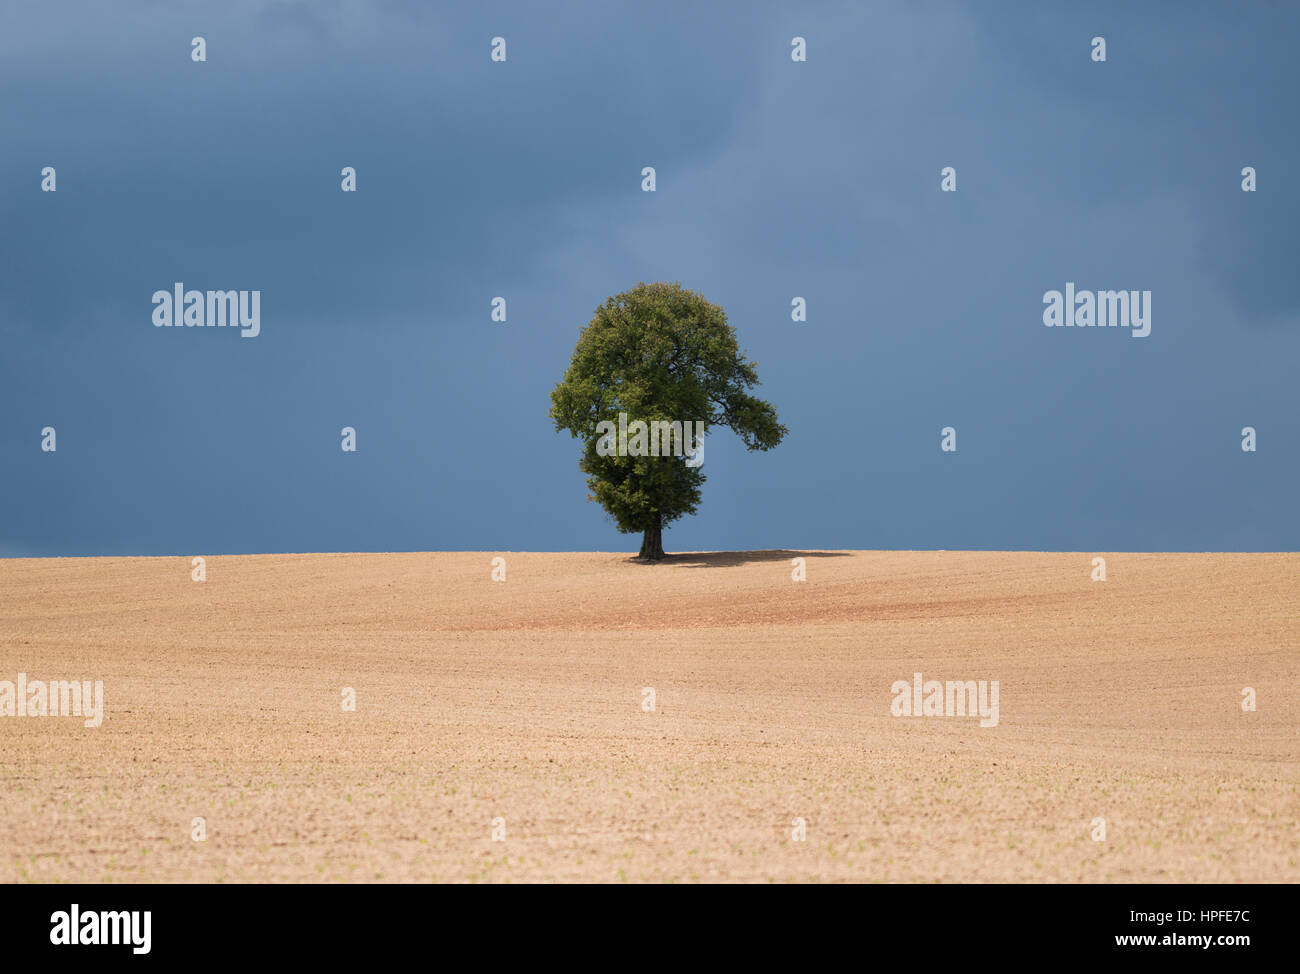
[2,0,1296,556]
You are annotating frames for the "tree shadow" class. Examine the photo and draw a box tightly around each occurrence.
[624,549,854,568]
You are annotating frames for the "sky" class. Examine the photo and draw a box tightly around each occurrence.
[2,0,1297,556]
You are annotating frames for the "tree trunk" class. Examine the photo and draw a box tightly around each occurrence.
[638,514,665,561]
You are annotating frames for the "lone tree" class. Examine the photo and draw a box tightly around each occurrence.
[550,282,786,561]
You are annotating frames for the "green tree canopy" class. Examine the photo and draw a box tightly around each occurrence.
[550,282,786,560]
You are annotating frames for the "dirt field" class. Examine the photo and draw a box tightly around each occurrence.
[0,550,1296,883]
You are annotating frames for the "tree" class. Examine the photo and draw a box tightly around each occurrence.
[550,282,786,561]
